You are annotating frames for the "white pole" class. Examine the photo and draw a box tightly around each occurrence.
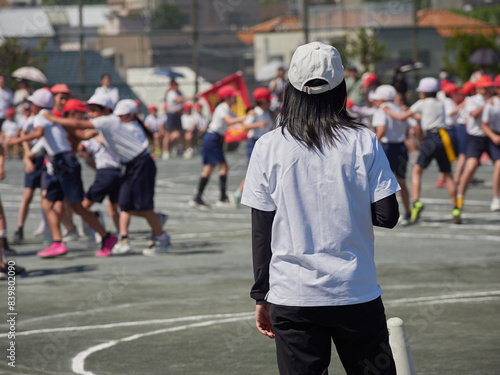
[387,317,417,375]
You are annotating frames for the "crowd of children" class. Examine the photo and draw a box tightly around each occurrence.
[1,66,499,278]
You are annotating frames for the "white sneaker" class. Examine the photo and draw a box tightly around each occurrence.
[183,148,194,159]
[215,199,231,208]
[161,152,170,160]
[189,198,211,211]
[143,234,171,256]
[62,229,80,242]
[491,198,500,212]
[112,238,132,255]
[33,220,46,237]
[228,191,242,208]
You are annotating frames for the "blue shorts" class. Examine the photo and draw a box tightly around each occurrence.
[44,174,64,203]
[48,152,85,205]
[466,134,500,161]
[119,152,156,212]
[24,156,44,190]
[417,131,451,173]
[382,142,408,179]
[202,132,225,166]
[86,168,122,204]
[456,124,467,155]
[165,113,183,132]
[445,127,459,156]
[247,138,258,163]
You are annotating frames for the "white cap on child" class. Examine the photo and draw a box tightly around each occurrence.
[86,93,114,110]
[27,89,54,109]
[114,99,138,116]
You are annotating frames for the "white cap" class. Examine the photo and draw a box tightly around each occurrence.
[114,99,138,116]
[417,77,439,93]
[288,41,344,95]
[372,85,397,101]
[27,89,54,109]
[86,93,114,110]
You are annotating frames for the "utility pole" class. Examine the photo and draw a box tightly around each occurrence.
[412,0,419,95]
[302,0,309,44]
[192,0,200,95]
[79,0,85,97]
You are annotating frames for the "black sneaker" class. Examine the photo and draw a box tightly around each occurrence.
[0,263,25,278]
[2,238,16,256]
[188,197,211,211]
[13,228,23,243]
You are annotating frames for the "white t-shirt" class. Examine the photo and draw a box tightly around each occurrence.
[246,106,274,140]
[166,90,183,113]
[466,94,487,137]
[0,87,13,119]
[91,115,148,163]
[144,114,160,133]
[34,110,71,156]
[81,138,121,170]
[410,97,445,132]
[457,98,468,125]
[442,97,459,128]
[192,112,208,132]
[372,102,413,143]
[482,96,500,134]
[208,102,235,136]
[2,120,19,138]
[94,86,119,108]
[241,127,400,307]
[181,114,196,131]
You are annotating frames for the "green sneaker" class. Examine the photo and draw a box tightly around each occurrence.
[452,208,462,224]
[410,201,424,224]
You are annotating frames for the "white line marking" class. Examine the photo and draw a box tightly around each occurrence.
[0,312,253,338]
[385,290,500,306]
[72,314,254,375]
[375,230,500,242]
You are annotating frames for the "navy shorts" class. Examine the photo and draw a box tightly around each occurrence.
[456,124,467,155]
[382,142,408,179]
[247,138,258,163]
[202,132,225,166]
[446,127,459,156]
[24,156,44,190]
[86,168,122,204]
[44,174,64,203]
[119,152,156,212]
[165,112,183,132]
[49,152,85,205]
[417,131,451,173]
[466,134,500,161]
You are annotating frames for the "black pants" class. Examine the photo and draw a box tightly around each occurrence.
[269,297,396,375]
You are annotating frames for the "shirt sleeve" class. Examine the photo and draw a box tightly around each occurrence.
[241,145,277,211]
[409,100,423,114]
[90,116,106,131]
[482,103,492,124]
[367,133,401,203]
[371,109,386,127]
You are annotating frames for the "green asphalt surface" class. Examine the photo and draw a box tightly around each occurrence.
[0,147,499,375]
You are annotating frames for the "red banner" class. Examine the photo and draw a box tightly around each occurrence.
[198,71,251,143]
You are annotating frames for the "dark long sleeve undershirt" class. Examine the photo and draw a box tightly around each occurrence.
[250,193,399,304]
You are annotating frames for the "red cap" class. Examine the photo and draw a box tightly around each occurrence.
[183,102,192,111]
[53,109,64,118]
[253,87,272,101]
[134,99,141,107]
[442,83,459,95]
[63,98,87,113]
[460,81,476,96]
[346,98,354,109]
[5,108,15,117]
[439,79,451,89]
[476,75,494,88]
[148,104,157,111]
[50,83,71,95]
[217,85,239,99]
[494,74,500,87]
[361,73,378,87]
[193,102,202,109]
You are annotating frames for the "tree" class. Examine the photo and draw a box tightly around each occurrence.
[443,32,499,83]
[0,38,48,90]
[152,3,185,30]
[339,28,389,73]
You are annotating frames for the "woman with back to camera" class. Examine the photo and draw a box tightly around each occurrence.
[241,42,400,375]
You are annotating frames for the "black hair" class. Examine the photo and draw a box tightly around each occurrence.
[101,73,110,80]
[424,92,437,98]
[278,79,364,150]
[133,114,154,141]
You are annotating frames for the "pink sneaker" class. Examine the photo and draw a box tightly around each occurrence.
[96,235,118,257]
[38,242,68,258]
